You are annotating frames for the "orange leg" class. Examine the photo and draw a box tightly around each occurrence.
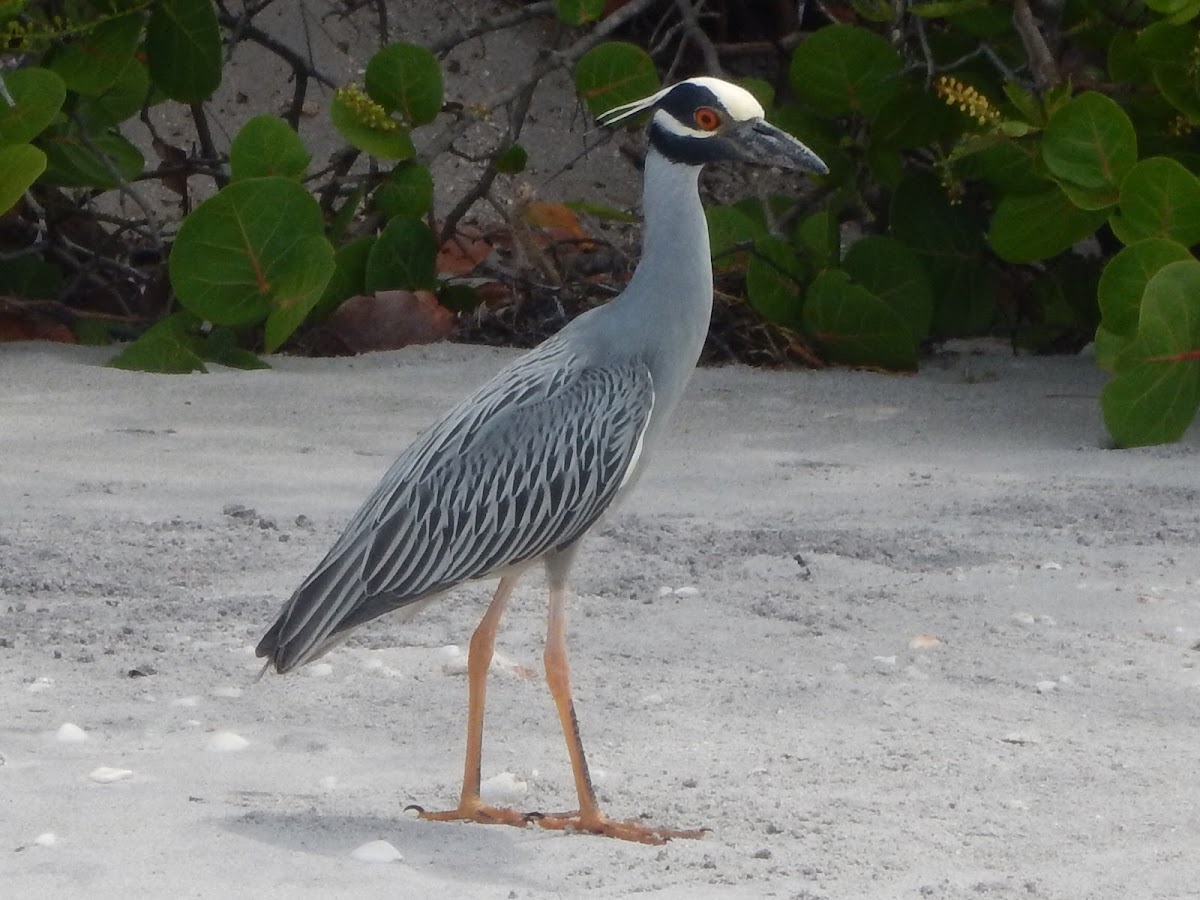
[413,575,529,828]
[531,581,708,845]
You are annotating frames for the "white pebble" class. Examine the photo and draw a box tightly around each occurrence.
[673,586,700,597]
[1035,680,1057,693]
[1011,612,1037,627]
[1037,615,1057,626]
[350,840,403,863]
[55,723,87,744]
[873,655,897,671]
[361,657,385,671]
[438,645,468,675]
[642,692,664,705]
[908,634,942,650]
[212,686,243,699]
[1003,799,1030,810]
[27,677,54,693]
[479,771,527,806]
[1039,561,1062,570]
[318,775,338,791]
[170,696,200,707]
[34,832,58,847]
[207,730,250,752]
[89,766,133,784]
[657,586,674,597]
[306,663,334,678]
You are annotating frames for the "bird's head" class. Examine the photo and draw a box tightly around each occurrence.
[598,76,827,175]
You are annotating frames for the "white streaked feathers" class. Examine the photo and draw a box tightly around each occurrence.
[597,76,765,127]
[260,338,656,671]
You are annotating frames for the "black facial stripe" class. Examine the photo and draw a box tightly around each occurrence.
[647,119,735,166]
[656,82,724,129]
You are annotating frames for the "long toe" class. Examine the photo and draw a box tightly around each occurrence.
[410,802,534,829]
[531,810,709,845]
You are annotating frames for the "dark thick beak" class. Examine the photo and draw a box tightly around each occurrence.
[729,119,827,175]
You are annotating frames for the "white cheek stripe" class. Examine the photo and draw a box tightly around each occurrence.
[651,110,716,139]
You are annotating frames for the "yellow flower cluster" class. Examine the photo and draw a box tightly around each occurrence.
[1167,114,1195,137]
[935,75,1001,126]
[335,84,397,132]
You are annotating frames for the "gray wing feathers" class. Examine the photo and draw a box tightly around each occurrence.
[258,348,654,672]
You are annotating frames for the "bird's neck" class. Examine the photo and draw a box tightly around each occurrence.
[619,148,713,408]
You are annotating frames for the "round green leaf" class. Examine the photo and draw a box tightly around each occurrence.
[374,161,433,219]
[109,314,208,374]
[40,128,144,188]
[1136,21,1200,120]
[311,234,376,322]
[330,90,415,160]
[1042,92,1136,195]
[803,269,918,370]
[0,143,46,214]
[146,0,221,103]
[1102,260,1200,447]
[1109,157,1200,245]
[987,185,1108,263]
[706,205,764,273]
[556,0,604,24]
[890,174,994,336]
[1098,238,1194,339]
[0,67,67,145]
[170,177,329,327]
[842,236,934,341]
[364,43,444,126]
[49,13,143,96]
[365,216,438,291]
[264,235,337,351]
[788,24,902,117]
[493,143,528,175]
[575,42,661,120]
[746,236,806,327]
[230,115,310,181]
[74,60,150,130]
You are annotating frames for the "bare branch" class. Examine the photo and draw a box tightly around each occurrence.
[1012,0,1061,89]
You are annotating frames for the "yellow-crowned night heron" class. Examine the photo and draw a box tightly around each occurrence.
[257,77,826,844]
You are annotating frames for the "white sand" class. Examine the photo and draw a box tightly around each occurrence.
[2,341,1198,899]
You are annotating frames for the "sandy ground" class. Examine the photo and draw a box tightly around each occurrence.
[2,340,1199,899]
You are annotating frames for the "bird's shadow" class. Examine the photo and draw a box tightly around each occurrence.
[219,802,535,884]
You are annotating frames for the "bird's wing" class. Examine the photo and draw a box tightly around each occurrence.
[258,345,654,671]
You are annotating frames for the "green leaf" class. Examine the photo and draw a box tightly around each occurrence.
[49,13,143,96]
[1094,325,1130,373]
[493,143,528,174]
[575,42,661,120]
[145,0,221,103]
[365,216,438,291]
[330,91,415,160]
[311,234,376,323]
[842,235,934,341]
[1098,238,1194,339]
[1136,21,1200,120]
[109,314,209,373]
[364,43,444,126]
[203,327,270,369]
[958,140,1045,194]
[890,174,994,336]
[706,205,764,272]
[746,236,806,326]
[788,24,903,117]
[794,210,838,270]
[1002,80,1043,125]
[264,235,337,351]
[871,85,960,150]
[987,186,1108,263]
[803,269,918,370]
[0,143,46,214]
[1041,92,1136,199]
[39,128,144,188]
[1109,157,1200,245]
[170,176,331,327]
[0,67,66,145]
[74,59,150,130]
[374,161,434,219]
[555,0,604,24]
[562,200,638,223]
[229,115,310,181]
[1102,260,1200,447]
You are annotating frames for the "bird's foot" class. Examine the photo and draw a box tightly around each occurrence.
[528,809,709,845]
[406,801,532,829]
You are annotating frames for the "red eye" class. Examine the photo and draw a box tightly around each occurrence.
[693,107,721,131]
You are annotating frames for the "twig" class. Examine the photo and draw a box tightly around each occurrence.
[674,0,723,75]
[427,1,556,55]
[214,9,338,90]
[1012,0,1061,88]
